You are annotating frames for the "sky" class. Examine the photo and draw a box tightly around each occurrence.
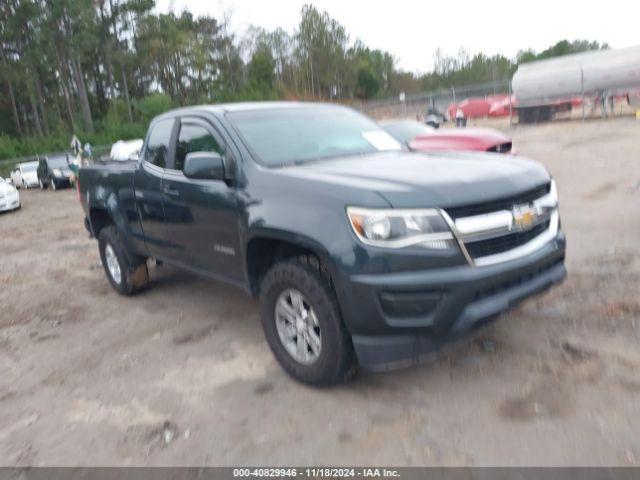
[155,0,639,73]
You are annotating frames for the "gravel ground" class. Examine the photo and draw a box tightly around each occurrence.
[0,117,639,466]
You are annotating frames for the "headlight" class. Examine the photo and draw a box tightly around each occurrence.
[347,207,456,249]
[53,168,62,177]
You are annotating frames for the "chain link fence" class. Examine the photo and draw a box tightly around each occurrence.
[358,77,638,124]
[358,79,512,121]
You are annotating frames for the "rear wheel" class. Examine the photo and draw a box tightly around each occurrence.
[98,226,149,295]
[259,256,357,386]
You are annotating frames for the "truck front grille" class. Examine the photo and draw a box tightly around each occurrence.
[445,182,551,220]
[464,220,550,259]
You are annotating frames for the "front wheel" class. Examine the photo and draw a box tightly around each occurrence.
[98,226,149,295]
[259,256,357,386]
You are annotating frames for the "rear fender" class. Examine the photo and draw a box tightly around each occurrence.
[90,192,139,262]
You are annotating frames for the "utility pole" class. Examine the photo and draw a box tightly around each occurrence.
[508,81,513,128]
[580,66,585,122]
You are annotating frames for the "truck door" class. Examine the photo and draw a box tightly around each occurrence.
[133,117,175,258]
[161,117,244,284]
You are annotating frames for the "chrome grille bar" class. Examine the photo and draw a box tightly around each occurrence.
[444,181,559,266]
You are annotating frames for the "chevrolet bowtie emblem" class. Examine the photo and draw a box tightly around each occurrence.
[512,205,538,230]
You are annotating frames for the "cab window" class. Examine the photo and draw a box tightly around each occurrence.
[144,118,175,168]
[175,124,223,172]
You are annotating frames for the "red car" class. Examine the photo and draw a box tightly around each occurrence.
[380,120,514,154]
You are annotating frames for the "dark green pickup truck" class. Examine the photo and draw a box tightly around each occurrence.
[78,102,566,386]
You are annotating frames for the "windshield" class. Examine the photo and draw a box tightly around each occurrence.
[21,164,37,172]
[381,122,434,144]
[227,106,402,166]
[48,156,69,168]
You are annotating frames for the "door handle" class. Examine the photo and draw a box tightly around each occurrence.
[162,185,180,197]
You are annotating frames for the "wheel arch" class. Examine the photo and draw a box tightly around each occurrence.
[88,207,114,238]
[88,192,140,260]
[244,232,338,297]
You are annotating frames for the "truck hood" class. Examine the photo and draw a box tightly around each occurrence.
[284,151,550,208]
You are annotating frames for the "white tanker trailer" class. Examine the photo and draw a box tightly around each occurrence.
[512,45,640,122]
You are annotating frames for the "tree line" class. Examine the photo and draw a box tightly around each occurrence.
[0,0,607,160]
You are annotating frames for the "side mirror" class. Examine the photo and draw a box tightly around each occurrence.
[183,151,225,181]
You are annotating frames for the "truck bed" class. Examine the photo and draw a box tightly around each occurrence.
[78,161,138,205]
[85,159,138,169]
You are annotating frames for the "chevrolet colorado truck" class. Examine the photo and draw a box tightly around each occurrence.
[78,102,566,386]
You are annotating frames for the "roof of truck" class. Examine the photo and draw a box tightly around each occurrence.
[154,101,348,120]
[220,101,335,112]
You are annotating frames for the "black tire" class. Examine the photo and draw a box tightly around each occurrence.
[98,225,149,295]
[259,255,358,386]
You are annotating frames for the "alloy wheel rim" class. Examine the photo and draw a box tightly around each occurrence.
[104,243,122,285]
[274,289,321,365]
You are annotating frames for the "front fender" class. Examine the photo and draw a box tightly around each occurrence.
[243,197,365,330]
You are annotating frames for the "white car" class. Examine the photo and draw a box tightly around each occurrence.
[10,161,39,189]
[0,177,20,212]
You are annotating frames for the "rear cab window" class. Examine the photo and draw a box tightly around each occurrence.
[48,156,70,168]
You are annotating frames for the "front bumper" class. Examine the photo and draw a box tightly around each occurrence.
[341,232,566,371]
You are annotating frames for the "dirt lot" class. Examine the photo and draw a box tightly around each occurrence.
[1,117,639,466]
